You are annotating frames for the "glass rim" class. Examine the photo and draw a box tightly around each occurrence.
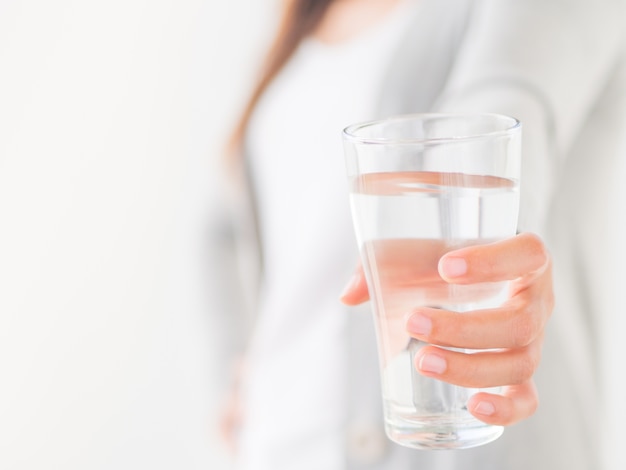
[342,113,521,145]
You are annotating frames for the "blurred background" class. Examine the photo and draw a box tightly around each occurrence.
[0,1,275,468]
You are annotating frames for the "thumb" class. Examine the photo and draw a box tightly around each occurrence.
[340,265,370,305]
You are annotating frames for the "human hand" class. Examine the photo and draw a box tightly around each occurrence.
[340,232,553,426]
[217,359,246,456]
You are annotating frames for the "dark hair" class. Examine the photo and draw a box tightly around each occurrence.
[227,0,335,158]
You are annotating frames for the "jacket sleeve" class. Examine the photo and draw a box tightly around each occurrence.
[432,0,626,233]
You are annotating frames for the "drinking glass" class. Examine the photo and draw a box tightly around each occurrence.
[342,113,521,450]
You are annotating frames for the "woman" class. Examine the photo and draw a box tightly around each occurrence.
[213,0,626,469]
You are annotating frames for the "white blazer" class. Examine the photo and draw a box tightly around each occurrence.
[210,0,626,468]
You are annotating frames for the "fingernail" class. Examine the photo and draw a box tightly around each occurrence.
[340,271,361,298]
[473,401,496,416]
[407,313,432,336]
[417,353,447,374]
[440,257,467,278]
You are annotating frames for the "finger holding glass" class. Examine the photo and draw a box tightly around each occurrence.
[408,233,553,424]
[341,233,553,428]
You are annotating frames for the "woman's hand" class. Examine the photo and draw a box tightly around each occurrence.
[218,358,246,456]
[340,232,553,426]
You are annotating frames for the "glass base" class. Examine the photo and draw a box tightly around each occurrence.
[385,413,503,450]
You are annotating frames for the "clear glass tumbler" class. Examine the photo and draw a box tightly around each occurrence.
[342,113,521,450]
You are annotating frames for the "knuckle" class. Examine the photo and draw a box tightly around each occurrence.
[523,232,550,268]
[522,380,541,418]
[527,392,539,417]
[512,348,540,384]
[511,307,540,348]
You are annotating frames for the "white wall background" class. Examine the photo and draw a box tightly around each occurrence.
[0,1,275,469]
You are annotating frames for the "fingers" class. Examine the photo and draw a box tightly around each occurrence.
[340,265,369,305]
[439,232,550,285]
[218,393,242,455]
[414,337,543,389]
[412,343,540,426]
[467,380,539,426]
[340,233,552,305]
[405,233,553,352]
[339,233,550,429]
[406,294,548,350]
